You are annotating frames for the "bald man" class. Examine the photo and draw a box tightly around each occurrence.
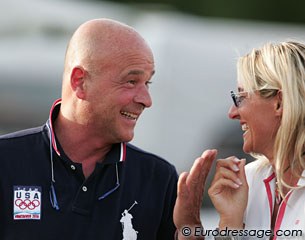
[0,19,215,240]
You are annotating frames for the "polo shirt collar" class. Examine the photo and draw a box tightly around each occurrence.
[46,99,126,163]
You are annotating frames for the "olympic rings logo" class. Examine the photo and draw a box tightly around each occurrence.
[15,199,40,210]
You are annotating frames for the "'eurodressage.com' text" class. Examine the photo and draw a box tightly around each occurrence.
[181,226,303,238]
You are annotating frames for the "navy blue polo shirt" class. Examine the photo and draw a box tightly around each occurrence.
[0,100,178,240]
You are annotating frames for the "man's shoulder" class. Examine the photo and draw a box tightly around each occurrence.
[0,126,47,166]
[126,143,177,173]
[0,126,45,145]
[126,142,172,163]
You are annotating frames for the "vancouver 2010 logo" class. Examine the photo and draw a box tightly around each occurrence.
[13,186,42,220]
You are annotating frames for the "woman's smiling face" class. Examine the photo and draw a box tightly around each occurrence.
[228,87,282,160]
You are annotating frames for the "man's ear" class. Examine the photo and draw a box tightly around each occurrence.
[275,90,283,117]
[70,66,86,99]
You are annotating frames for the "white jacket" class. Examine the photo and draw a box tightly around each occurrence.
[244,159,305,240]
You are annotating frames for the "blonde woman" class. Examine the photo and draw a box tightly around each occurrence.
[209,41,305,239]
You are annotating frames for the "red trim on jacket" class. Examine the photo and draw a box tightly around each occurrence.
[264,172,276,218]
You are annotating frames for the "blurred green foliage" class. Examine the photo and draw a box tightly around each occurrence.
[100,0,305,24]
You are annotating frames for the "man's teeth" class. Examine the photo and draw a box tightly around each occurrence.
[121,111,138,120]
[242,124,249,131]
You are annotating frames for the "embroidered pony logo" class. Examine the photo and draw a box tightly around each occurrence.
[120,201,138,240]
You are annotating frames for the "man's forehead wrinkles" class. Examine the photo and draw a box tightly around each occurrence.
[126,69,155,77]
[128,70,144,75]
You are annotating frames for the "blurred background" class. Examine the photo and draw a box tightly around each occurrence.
[2,0,305,232]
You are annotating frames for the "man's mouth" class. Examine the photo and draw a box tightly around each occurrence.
[120,111,139,120]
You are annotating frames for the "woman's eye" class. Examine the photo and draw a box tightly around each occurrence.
[237,96,246,105]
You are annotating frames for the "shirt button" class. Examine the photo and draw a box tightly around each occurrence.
[70,165,76,170]
[82,186,88,192]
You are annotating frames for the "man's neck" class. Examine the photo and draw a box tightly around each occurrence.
[53,112,112,178]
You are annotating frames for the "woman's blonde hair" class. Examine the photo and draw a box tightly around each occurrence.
[237,41,305,195]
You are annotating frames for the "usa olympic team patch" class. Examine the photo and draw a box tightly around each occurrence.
[13,186,42,220]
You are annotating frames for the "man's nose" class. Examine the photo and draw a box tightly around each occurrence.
[134,85,152,108]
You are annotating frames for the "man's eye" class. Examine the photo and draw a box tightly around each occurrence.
[146,81,152,87]
[127,80,136,85]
